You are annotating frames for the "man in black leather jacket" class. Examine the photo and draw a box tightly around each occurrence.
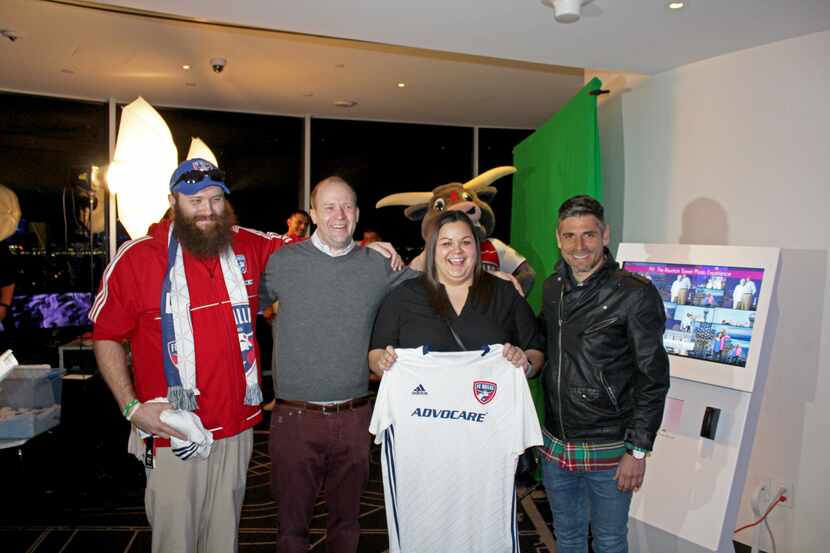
[538,195,669,553]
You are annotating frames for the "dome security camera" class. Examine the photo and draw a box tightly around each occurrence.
[210,58,227,73]
[1,29,23,42]
[540,0,594,23]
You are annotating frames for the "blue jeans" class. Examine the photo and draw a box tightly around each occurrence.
[541,461,632,553]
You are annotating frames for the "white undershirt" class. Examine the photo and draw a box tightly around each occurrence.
[310,230,355,257]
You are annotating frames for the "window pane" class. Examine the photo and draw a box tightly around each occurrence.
[0,92,108,363]
[154,107,304,234]
[311,118,473,254]
[478,127,533,243]
[0,92,108,294]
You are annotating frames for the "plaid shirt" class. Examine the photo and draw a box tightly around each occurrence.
[538,429,627,472]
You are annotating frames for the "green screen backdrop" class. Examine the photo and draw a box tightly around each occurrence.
[511,78,603,451]
[511,77,603,313]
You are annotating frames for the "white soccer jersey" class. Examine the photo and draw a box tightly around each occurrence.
[369,345,543,553]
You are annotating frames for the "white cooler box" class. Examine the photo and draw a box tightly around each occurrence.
[0,366,65,439]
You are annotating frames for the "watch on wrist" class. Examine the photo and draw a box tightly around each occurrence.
[628,448,646,460]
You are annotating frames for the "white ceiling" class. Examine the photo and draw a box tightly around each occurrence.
[99,0,830,73]
[1,0,829,128]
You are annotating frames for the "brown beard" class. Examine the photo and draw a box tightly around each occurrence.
[172,201,237,258]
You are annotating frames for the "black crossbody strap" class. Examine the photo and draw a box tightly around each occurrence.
[445,320,467,350]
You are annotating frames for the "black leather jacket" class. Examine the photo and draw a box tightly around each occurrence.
[539,251,670,451]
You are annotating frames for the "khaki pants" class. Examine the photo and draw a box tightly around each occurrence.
[146,429,253,553]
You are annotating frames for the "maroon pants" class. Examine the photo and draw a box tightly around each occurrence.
[269,402,371,553]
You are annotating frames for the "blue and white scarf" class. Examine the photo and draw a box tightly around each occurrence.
[160,225,262,411]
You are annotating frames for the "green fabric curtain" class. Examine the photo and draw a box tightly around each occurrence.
[510,78,603,457]
[511,77,603,313]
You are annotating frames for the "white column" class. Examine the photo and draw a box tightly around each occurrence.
[107,98,117,260]
[303,115,311,210]
[473,126,480,176]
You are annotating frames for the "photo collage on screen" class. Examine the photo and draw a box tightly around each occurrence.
[622,262,765,368]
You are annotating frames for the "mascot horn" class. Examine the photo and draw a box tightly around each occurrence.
[376,166,535,295]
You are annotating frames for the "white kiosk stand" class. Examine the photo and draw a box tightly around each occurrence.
[616,244,779,553]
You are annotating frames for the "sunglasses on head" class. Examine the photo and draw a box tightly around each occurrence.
[173,168,226,187]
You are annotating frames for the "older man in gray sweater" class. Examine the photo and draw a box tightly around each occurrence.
[261,176,417,553]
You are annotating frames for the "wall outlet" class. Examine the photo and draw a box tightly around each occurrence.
[775,480,793,509]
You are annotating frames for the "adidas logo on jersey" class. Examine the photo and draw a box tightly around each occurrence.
[411,384,428,395]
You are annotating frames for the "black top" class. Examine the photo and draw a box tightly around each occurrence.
[371,273,543,353]
[538,249,670,450]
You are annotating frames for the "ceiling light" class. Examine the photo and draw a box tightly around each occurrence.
[668,1,685,9]
[182,64,191,70]
[397,82,406,88]
[333,100,358,108]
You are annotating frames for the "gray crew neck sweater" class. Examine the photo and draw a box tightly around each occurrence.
[261,240,416,401]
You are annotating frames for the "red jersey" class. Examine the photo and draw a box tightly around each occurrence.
[91,220,288,442]
[480,238,527,274]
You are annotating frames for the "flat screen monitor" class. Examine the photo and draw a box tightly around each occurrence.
[616,243,779,392]
[10,292,93,330]
[622,262,764,369]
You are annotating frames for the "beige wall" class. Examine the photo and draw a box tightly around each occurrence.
[618,29,830,552]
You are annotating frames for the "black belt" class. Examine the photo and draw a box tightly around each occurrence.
[275,396,370,414]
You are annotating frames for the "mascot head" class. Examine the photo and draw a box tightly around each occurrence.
[375,166,516,240]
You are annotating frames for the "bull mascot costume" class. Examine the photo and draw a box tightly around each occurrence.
[376,166,535,295]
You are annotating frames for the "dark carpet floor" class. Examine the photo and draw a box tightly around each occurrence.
[0,423,556,553]
[0,373,751,553]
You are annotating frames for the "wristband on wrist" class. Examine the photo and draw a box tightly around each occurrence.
[625,445,650,459]
[0,303,10,309]
[123,399,141,420]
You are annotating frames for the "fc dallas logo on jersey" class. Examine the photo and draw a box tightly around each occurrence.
[473,380,497,405]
